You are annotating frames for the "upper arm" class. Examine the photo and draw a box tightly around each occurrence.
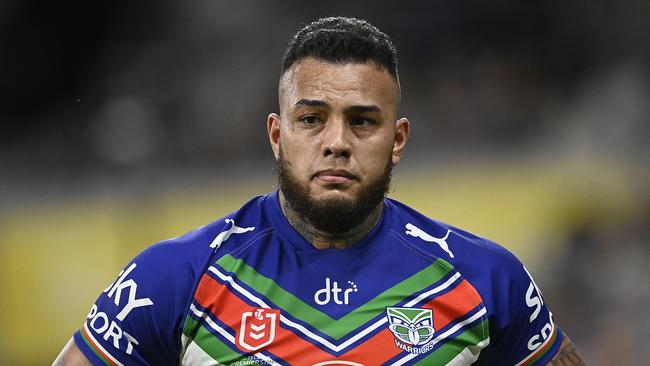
[70,241,202,365]
[53,337,92,366]
[473,252,565,365]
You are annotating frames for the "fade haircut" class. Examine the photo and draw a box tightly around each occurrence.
[281,17,399,81]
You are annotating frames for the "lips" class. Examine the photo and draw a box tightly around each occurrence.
[314,169,356,184]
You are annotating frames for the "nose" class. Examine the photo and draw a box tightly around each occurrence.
[322,119,352,159]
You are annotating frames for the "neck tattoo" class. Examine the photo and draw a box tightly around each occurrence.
[279,193,383,250]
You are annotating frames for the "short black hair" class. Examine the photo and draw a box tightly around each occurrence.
[282,17,399,80]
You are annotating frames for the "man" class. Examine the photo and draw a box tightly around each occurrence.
[55,17,585,365]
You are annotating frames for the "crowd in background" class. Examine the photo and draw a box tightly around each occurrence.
[2,0,647,178]
[543,196,650,364]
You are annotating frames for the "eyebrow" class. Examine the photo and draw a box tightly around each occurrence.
[346,105,381,114]
[295,99,328,108]
[294,99,381,113]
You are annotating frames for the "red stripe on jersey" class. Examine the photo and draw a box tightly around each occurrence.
[518,323,559,366]
[193,273,485,364]
[194,274,343,363]
[81,322,121,366]
[427,279,483,330]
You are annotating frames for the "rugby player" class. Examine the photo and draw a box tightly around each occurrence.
[55,17,585,365]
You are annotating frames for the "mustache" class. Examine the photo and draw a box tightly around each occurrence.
[313,169,358,180]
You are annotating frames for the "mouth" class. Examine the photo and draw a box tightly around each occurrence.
[314,169,357,185]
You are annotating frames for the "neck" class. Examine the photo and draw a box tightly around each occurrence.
[279,191,383,249]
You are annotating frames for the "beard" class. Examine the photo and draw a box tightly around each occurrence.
[277,147,393,235]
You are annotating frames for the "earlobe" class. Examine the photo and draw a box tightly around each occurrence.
[267,113,282,160]
[392,117,410,166]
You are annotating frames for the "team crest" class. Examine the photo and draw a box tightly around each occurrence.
[237,308,280,352]
[386,307,436,354]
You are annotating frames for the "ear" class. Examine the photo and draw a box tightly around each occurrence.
[391,117,410,166]
[267,113,282,161]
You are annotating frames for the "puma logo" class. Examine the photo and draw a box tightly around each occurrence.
[210,219,255,251]
[405,223,454,258]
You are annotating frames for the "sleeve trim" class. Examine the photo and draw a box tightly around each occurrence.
[514,322,559,366]
[80,322,125,366]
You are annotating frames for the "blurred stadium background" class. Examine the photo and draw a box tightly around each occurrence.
[1,1,648,364]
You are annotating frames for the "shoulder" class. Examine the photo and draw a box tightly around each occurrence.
[122,194,272,317]
[387,198,563,363]
[386,198,528,313]
[386,197,535,304]
[135,193,271,275]
[74,194,270,365]
[386,198,519,273]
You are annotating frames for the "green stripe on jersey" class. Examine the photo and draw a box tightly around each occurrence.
[190,325,247,364]
[182,314,200,338]
[215,254,454,339]
[523,326,559,366]
[415,319,489,365]
[80,328,113,366]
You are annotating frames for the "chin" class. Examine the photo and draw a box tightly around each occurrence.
[312,185,357,201]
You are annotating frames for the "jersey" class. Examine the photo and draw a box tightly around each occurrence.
[73,191,562,365]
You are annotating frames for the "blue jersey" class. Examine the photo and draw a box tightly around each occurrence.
[73,191,562,365]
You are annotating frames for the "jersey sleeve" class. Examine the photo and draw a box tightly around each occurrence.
[72,239,203,366]
[477,250,564,365]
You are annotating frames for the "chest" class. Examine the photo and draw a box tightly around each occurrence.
[180,249,490,365]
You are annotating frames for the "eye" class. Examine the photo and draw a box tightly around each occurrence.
[350,117,376,126]
[299,115,322,126]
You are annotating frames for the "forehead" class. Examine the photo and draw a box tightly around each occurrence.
[279,58,399,111]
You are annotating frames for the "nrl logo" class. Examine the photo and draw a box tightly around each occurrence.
[386,307,436,354]
[237,308,280,352]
